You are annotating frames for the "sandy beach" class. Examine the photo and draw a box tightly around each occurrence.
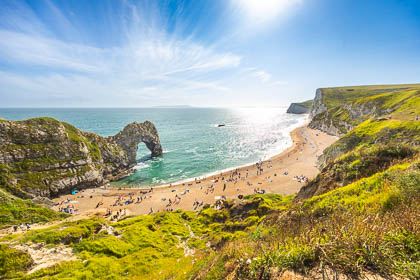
[51,125,336,219]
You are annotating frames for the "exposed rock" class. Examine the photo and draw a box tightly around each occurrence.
[309,89,327,118]
[0,117,162,198]
[286,103,309,114]
[13,243,77,274]
[109,121,163,163]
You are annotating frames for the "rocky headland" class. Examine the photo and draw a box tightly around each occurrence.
[286,99,312,114]
[295,84,420,199]
[0,117,162,199]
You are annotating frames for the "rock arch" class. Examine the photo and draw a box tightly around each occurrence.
[110,121,163,164]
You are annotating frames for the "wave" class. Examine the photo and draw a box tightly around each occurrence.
[133,162,149,170]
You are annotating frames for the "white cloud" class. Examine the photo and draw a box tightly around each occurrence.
[253,70,272,83]
[0,0,288,107]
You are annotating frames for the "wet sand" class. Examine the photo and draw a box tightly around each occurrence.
[51,125,337,219]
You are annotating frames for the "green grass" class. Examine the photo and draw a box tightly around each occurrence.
[310,84,420,136]
[1,194,294,279]
[0,190,67,229]
[297,144,418,199]
[320,118,420,167]
[2,170,419,279]
[205,159,420,279]
[320,84,420,108]
[0,243,33,278]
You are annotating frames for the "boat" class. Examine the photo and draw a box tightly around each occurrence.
[217,124,225,127]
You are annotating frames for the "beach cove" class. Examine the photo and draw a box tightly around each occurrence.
[51,125,336,218]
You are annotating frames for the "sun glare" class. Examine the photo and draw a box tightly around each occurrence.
[234,0,301,23]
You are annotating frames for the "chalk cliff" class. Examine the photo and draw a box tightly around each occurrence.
[295,84,420,200]
[0,118,162,198]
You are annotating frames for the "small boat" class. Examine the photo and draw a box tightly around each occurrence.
[217,124,225,127]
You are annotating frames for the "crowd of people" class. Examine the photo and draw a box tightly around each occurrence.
[106,208,127,222]
[294,175,309,183]
[57,198,78,214]
[47,150,313,224]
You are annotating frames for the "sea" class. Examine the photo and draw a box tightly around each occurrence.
[0,107,307,187]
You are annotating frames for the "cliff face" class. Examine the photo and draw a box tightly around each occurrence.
[0,118,162,198]
[309,89,327,118]
[308,84,420,137]
[295,84,420,200]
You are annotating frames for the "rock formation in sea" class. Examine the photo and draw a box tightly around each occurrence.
[0,117,162,198]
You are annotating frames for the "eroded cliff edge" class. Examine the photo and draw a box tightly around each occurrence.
[0,117,162,198]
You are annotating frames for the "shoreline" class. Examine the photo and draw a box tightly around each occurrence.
[50,124,337,218]
[113,117,309,190]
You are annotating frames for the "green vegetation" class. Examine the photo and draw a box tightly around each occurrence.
[0,194,293,279]
[320,118,420,167]
[0,190,67,229]
[320,84,420,108]
[297,144,418,199]
[0,243,33,278]
[311,84,420,135]
[1,162,418,279]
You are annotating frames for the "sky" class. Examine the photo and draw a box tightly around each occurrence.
[0,0,419,108]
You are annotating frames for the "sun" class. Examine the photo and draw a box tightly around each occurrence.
[234,0,301,23]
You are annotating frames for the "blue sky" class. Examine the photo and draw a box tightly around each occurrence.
[0,0,419,107]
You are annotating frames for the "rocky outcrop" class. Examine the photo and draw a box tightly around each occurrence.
[0,117,162,198]
[286,103,309,114]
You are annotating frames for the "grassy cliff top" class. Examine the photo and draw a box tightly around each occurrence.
[320,83,420,109]
[295,99,313,109]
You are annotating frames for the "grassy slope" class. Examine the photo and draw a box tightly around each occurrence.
[0,195,292,279]
[1,161,418,279]
[0,190,67,230]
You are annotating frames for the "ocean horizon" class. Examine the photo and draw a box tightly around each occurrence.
[0,107,307,187]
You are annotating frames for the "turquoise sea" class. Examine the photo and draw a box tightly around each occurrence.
[0,108,306,187]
